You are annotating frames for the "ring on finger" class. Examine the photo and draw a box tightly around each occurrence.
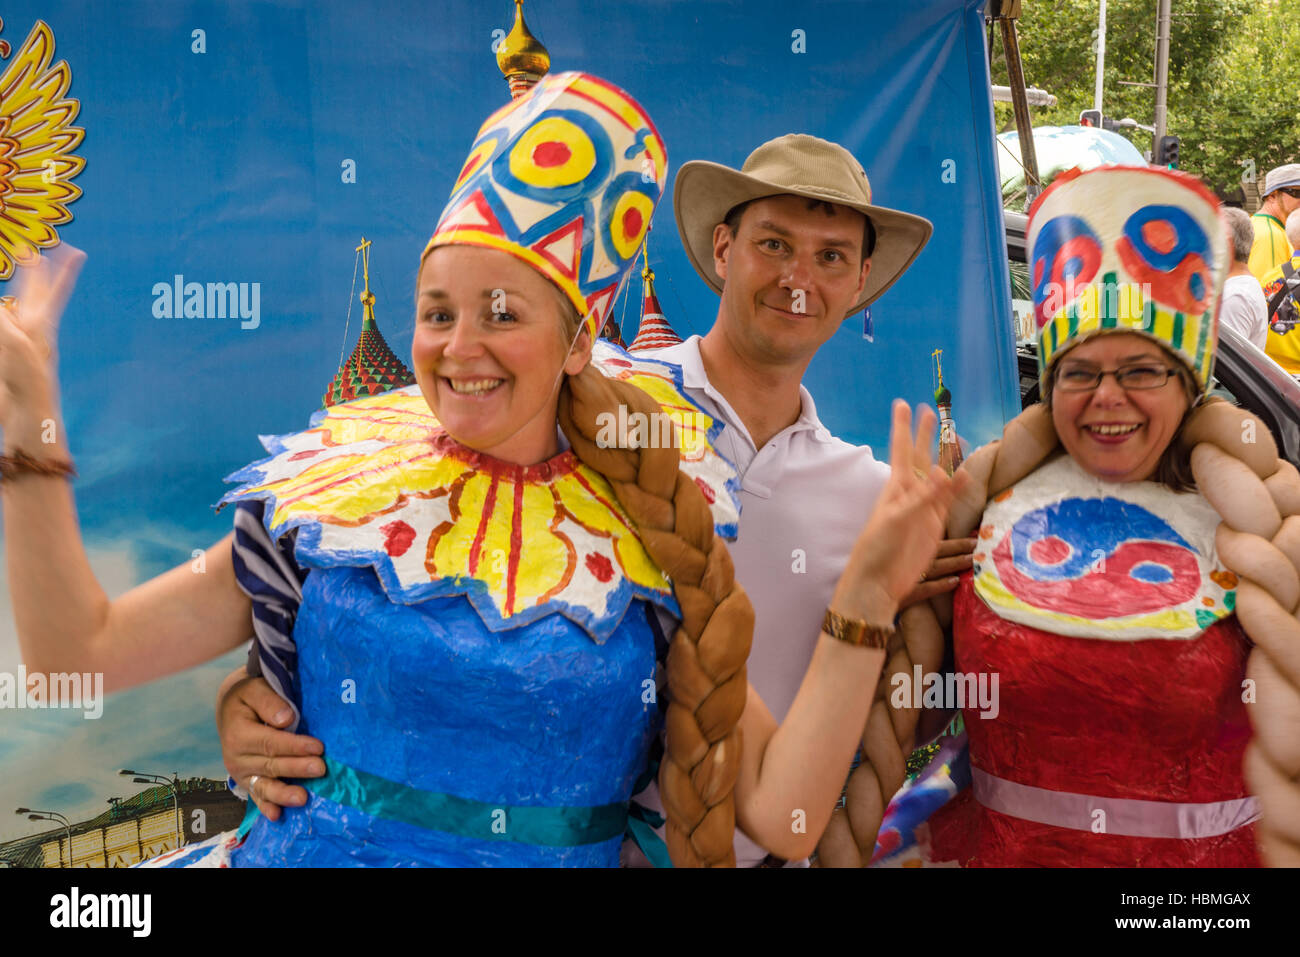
[913,466,926,481]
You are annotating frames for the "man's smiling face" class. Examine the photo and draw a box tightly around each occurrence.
[711,194,871,366]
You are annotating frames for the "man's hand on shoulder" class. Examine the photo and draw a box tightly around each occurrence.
[216,666,324,821]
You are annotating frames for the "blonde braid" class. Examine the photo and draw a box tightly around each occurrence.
[820,399,1299,867]
[1179,401,1300,866]
[814,603,946,866]
[813,404,1058,866]
[559,362,754,867]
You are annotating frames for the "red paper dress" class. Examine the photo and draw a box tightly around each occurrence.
[926,455,1261,867]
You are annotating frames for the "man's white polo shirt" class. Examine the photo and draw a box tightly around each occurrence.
[637,336,890,866]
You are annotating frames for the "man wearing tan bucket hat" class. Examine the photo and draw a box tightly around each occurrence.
[623,133,976,867]
[674,133,932,319]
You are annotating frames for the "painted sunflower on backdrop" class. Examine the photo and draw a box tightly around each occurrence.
[0,18,85,279]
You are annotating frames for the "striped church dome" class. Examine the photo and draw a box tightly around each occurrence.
[324,240,416,408]
[628,261,682,352]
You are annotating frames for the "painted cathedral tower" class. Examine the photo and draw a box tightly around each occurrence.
[628,249,683,352]
[933,348,963,475]
[323,238,416,408]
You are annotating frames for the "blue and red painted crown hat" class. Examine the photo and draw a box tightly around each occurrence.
[424,72,666,342]
[1027,165,1228,393]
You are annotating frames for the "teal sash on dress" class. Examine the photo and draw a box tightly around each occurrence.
[305,756,630,848]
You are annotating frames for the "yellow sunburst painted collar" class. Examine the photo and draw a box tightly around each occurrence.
[220,344,741,643]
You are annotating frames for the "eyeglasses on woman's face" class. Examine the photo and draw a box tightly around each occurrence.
[1054,361,1178,392]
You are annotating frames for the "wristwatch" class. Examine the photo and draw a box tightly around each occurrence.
[821,607,895,649]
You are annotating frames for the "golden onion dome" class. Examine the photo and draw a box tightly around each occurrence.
[496,0,550,80]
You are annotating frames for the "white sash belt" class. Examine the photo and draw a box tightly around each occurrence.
[972,768,1260,839]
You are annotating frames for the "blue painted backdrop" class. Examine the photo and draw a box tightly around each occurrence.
[0,0,1016,845]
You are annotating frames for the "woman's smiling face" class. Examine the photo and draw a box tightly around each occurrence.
[1050,333,1193,483]
[413,245,590,465]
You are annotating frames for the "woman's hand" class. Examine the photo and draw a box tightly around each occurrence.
[830,400,972,623]
[0,244,84,440]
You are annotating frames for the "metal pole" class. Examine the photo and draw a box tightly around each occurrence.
[172,781,182,849]
[999,15,1040,201]
[1094,0,1107,113]
[1154,0,1171,143]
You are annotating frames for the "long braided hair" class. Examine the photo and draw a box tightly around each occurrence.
[815,398,1300,867]
[552,304,753,868]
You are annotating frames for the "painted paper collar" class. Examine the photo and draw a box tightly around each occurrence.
[219,342,740,643]
[973,454,1235,641]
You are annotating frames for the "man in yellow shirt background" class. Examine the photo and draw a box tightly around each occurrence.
[1250,164,1300,282]
[1262,209,1300,374]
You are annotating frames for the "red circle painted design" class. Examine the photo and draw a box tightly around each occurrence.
[532,141,571,168]
[621,206,644,242]
[1028,536,1071,565]
[1142,219,1178,255]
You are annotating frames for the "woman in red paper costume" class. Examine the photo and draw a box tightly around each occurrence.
[818,165,1300,868]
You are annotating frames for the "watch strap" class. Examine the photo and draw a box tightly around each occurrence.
[822,607,894,649]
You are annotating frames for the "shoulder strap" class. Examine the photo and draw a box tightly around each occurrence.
[1268,262,1300,320]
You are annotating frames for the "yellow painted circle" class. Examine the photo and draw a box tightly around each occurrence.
[610,190,653,261]
[508,117,596,189]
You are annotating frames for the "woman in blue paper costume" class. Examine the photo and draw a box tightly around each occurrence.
[824,165,1300,867]
[3,71,964,867]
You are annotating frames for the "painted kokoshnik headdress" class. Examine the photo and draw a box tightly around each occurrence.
[1028,165,1229,392]
[425,70,667,343]
[220,72,740,642]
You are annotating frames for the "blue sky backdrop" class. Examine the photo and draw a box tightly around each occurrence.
[0,0,1014,843]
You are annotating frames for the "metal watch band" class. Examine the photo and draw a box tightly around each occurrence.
[822,607,894,649]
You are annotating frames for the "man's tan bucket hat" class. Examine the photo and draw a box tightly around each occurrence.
[673,133,933,314]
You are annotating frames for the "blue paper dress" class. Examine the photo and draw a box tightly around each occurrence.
[143,345,741,868]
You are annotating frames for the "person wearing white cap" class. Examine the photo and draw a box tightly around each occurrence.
[1249,163,1300,282]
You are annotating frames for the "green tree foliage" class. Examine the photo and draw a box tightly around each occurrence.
[990,0,1300,196]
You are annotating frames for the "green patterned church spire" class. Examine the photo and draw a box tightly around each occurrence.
[324,238,416,408]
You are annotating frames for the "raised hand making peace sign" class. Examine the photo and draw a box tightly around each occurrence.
[829,399,973,627]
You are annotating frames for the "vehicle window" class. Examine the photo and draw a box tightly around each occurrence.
[1018,352,1040,409]
[1206,372,1240,406]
